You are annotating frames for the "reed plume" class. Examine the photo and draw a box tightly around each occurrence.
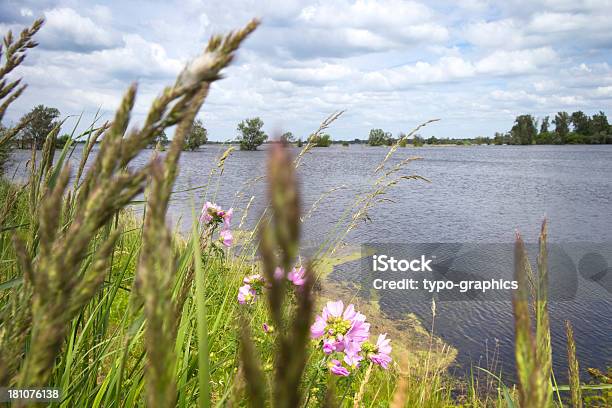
[566,320,582,408]
[240,142,315,407]
[513,220,553,408]
[135,20,259,407]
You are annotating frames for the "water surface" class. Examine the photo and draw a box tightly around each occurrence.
[7,144,612,382]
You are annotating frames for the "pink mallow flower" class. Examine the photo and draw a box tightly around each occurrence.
[310,301,370,353]
[262,323,274,334]
[221,208,233,229]
[200,202,222,224]
[200,202,233,228]
[237,284,256,304]
[342,339,364,369]
[274,267,285,280]
[287,266,306,286]
[243,274,263,285]
[328,359,350,377]
[220,229,233,247]
[362,334,392,369]
[322,339,336,354]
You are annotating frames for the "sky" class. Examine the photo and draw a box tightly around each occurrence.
[1,0,611,141]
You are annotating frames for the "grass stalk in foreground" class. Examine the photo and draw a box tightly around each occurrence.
[240,142,316,407]
[566,320,582,408]
[513,220,553,408]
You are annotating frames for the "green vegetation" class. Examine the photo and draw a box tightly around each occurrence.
[19,104,61,149]
[494,111,612,145]
[237,116,267,150]
[280,131,295,143]
[308,132,332,147]
[183,119,207,151]
[148,129,169,149]
[0,17,610,408]
[368,128,393,146]
[56,133,71,148]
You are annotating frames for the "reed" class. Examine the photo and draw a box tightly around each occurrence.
[565,320,582,408]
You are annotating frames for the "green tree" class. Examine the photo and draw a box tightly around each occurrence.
[511,114,537,145]
[589,111,610,143]
[535,131,553,145]
[570,111,590,135]
[237,117,267,151]
[184,119,207,151]
[56,134,71,148]
[493,132,504,145]
[149,130,169,149]
[427,136,438,145]
[21,105,61,149]
[308,133,332,147]
[368,128,390,146]
[553,111,570,143]
[413,135,424,147]
[540,116,550,134]
[280,131,295,143]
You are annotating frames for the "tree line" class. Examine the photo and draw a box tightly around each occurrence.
[495,111,611,145]
[4,106,610,159]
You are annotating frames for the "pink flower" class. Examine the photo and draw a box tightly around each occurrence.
[287,266,306,286]
[222,208,233,228]
[237,284,256,304]
[328,359,350,377]
[263,323,273,333]
[200,201,221,224]
[220,229,233,247]
[370,334,392,369]
[322,339,336,354]
[310,301,370,354]
[343,346,363,369]
[274,267,285,280]
[200,202,233,231]
[243,274,263,285]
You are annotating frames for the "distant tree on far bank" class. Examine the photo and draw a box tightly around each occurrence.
[280,131,295,143]
[308,133,332,147]
[56,134,71,148]
[540,116,550,134]
[149,130,169,149]
[571,111,590,135]
[184,120,207,151]
[511,114,537,145]
[553,111,571,143]
[497,110,611,145]
[237,117,267,150]
[20,105,60,149]
[368,128,392,146]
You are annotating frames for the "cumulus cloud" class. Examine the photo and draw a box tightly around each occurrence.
[0,0,610,140]
[39,7,120,52]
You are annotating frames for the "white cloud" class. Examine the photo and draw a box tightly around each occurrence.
[40,7,120,51]
[476,47,558,75]
[298,0,448,44]
[1,0,611,140]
